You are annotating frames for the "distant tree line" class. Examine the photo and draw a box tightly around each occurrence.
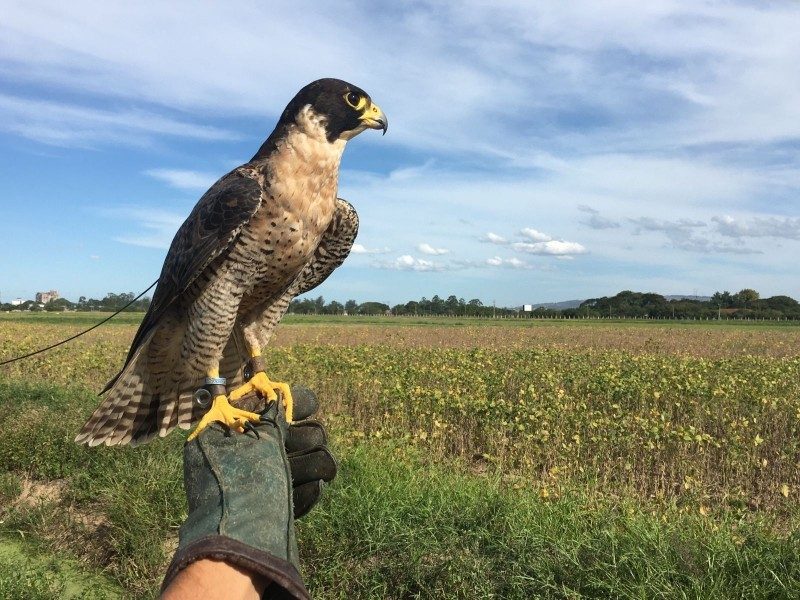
[4,287,799,320]
[290,296,392,316]
[0,292,151,313]
[291,294,529,318]
[290,289,800,320]
[563,289,800,320]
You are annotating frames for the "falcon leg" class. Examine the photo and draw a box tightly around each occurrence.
[229,352,294,422]
[187,372,261,441]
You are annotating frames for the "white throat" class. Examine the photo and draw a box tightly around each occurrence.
[268,105,345,209]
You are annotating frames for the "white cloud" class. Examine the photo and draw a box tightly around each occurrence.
[417,242,450,255]
[0,94,239,147]
[519,228,552,242]
[629,217,705,236]
[578,205,620,230]
[384,255,444,272]
[106,207,184,249]
[144,168,218,191]
[388,159,436,181]
[486,256,531,269]
[628,216,763,255]
[513,240,587,256]
[351,243,391,255]
[481,232,509,244]
[712,215,800,240]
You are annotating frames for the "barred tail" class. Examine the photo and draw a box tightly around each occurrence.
[75,333,171,447]
[76,325,249,447]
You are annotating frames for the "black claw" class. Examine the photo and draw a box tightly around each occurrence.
[243,420,260,439]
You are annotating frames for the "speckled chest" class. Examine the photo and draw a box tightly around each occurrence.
[236,112,345,304]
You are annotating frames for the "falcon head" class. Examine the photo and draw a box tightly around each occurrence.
[280,78,388,143]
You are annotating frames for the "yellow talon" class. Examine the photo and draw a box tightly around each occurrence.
[187,395,261,441]
[229,371,294,422]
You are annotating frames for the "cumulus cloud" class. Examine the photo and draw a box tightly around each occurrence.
[628,217,704,248]
[712,215,800,240]
[351,243,391,254]
[519,228,552,242]
[145,168,218,191]
[578,205,620,230]
[629,216,761,254]
[480,232,509,244]
[629,217,706,235]
[417,242,450,255]
[513,240,587,256]
[382,255,444,272]
[486,256,531,269]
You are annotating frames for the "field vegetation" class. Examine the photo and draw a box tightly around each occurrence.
[0,312,798,598]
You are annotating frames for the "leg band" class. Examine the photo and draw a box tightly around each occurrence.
[203,377,227,398]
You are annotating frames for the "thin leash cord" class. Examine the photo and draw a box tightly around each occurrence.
[0,280,158,367]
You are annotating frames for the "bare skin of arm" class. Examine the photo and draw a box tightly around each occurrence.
[161,559,266,600]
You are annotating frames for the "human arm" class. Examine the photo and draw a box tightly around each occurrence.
[161,387,336,599]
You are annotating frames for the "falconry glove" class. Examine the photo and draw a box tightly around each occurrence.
[281,388,338,518]
[162,386,336,599]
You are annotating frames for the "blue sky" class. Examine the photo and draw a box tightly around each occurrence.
[1,1,799,306]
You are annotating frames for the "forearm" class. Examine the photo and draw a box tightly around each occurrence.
[162,389,333,600]
[161,559,266,600]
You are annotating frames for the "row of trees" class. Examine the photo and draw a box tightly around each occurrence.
[291,295,526,318]
[290,297,392,316]
[0,292,151,313]
[566,289,800,320]
[5,288,799,320]
[290,289,800,320]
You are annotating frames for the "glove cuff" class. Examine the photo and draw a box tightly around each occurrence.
[161,534,310,600]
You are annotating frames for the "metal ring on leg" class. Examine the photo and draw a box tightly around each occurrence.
[194,377,228,410]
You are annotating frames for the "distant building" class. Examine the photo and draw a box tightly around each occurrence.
[35,290,60,304]
[10,298,24,306]
[523,304,533,312]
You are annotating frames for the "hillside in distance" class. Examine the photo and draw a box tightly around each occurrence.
[531,294,713,311]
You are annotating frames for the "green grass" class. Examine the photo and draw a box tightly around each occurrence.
[0,538,123,599]
[0,380,185,597]
[1,378,798,598]
[0,311,144,327]
[302,443,800,599]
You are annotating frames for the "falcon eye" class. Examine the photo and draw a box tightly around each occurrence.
[344,92,363,108]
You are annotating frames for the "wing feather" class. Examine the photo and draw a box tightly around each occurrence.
[101,168,264,393]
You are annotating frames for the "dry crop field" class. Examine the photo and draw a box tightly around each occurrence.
[0,312,799,598]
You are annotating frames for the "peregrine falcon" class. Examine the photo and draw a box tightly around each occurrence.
[75,78,387,447]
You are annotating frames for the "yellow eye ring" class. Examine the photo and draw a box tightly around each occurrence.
[344,92,365,109]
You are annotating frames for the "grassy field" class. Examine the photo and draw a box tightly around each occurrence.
[0,313,798,598]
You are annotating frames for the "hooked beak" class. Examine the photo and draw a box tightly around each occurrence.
[360,101,388,135]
